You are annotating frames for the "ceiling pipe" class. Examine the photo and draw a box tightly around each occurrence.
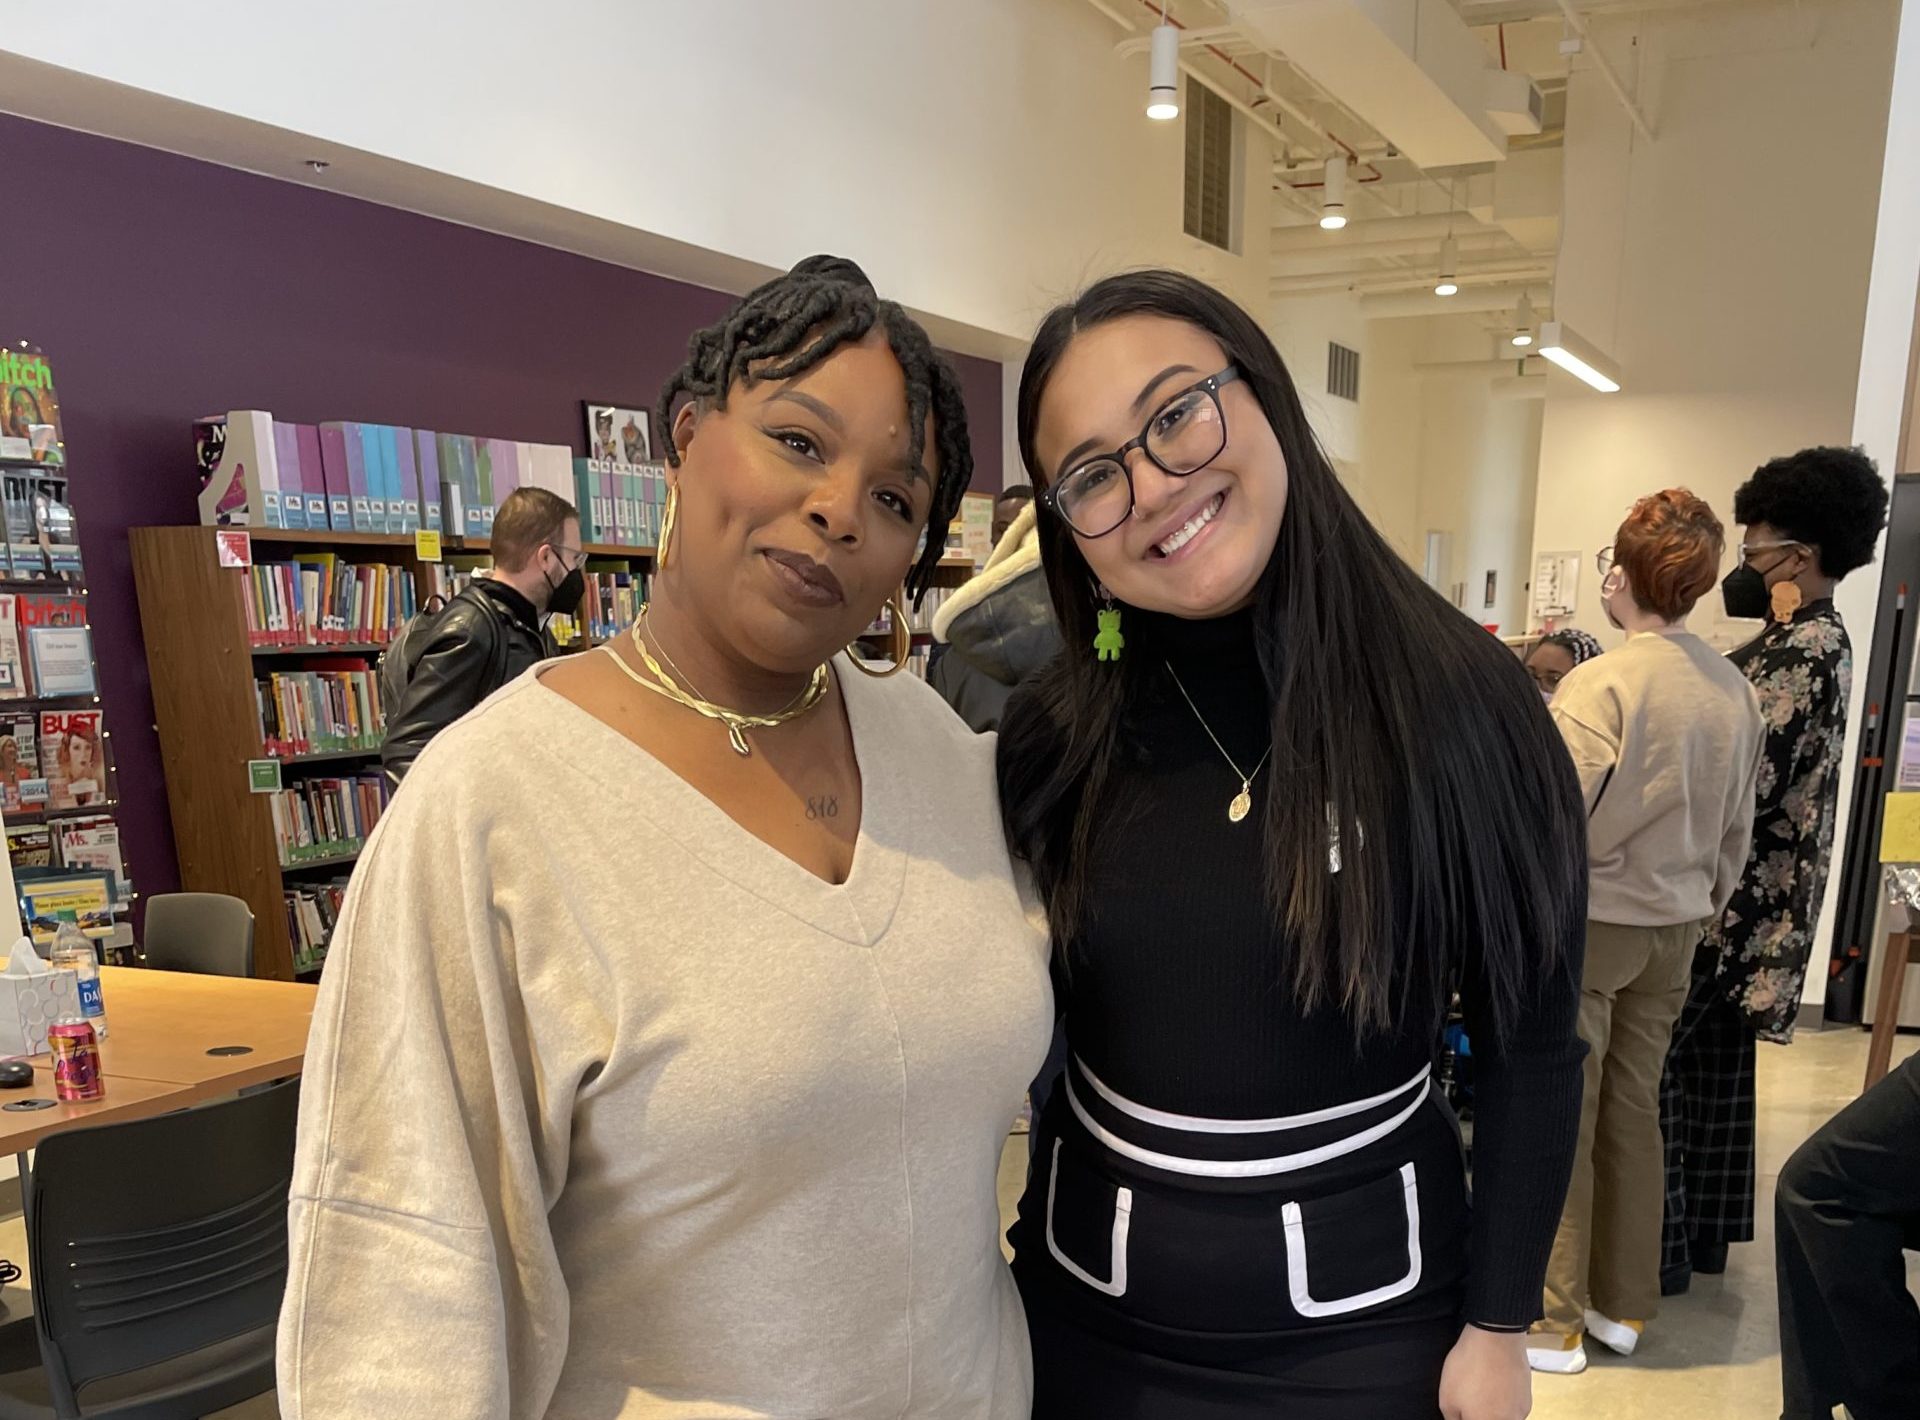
[1085,0,1387,168]
[1275,230,1515,263]
[1270,213,1487,250]
[1270,263,1555,297]
[1552,0,1656,141]
[1413,357,1538,375]
[1358,283,1553,317]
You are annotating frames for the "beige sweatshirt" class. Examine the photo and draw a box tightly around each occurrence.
[1551,631,1764,928]
[278,657,1053,1419]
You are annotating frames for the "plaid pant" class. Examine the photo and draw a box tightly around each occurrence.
[1660,950,1758,1277]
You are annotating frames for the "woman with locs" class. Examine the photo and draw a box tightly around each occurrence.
[279,257,1052,1418]
[998,270,1588,1420]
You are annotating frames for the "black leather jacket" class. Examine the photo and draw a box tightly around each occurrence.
[380,579,553,786]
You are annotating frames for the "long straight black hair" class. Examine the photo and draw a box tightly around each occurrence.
[997,270,1586,1042]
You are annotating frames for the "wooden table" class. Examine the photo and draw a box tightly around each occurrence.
[0,967,319,1154]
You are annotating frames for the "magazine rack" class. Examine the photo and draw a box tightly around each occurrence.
[0,345,134,959]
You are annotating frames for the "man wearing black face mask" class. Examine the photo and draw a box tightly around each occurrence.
[381,488,581,786]
[1659,447,1888,1300]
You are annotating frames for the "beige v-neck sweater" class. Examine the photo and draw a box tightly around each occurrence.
[277,657,1053,1419]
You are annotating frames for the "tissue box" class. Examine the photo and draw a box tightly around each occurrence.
[0,938,79,1058]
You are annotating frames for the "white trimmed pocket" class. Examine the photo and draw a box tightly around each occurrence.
[1045,1138,1133,1298]
[1281,1162,1423,1318]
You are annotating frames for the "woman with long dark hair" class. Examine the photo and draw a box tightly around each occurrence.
[998,270,1588,1419]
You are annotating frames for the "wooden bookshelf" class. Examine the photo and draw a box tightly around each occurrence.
[130,524,660,980]
[131,525,957,974]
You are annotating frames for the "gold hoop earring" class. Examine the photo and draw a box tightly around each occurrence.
[656,482,680,571]
[850,594,912,678]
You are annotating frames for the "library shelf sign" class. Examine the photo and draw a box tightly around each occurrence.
[247,759,283,795]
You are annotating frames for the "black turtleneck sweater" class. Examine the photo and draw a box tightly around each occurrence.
[1058,608,1584,1331]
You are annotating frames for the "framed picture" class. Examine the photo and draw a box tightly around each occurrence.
[583,402,651,465]
[27,625,96,696]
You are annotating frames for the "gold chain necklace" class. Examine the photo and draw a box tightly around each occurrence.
[605,614,830,756]
[1164,661,1273,823]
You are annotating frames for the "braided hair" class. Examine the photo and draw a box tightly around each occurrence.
[1538,628,1603,666]
[655,255,974,602]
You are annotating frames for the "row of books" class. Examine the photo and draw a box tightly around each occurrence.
[860,585,956,638]
[197,410,579,539]
[421,560,651,647]
[6,815,127,901]
[268,774,389,867]
[285,877,349,975]
[853,586,954,683]
[573,458,666,549]
[242,558,419,647]
[0,709,109,813]
[256,664,385,757]
[573,566,650,643]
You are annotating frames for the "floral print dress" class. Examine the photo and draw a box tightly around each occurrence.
[1705,602,1851,1043]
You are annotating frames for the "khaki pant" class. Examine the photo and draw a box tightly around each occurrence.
[1542,918,1705,1334]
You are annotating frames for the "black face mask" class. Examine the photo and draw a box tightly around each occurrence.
[1721,563,1769,620]
[545,563,586,618]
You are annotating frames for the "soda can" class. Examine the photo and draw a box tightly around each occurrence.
[49,1021,104,1103]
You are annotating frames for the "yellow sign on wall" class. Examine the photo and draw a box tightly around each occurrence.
[1880,793,1920,864]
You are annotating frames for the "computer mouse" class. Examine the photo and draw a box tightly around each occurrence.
[0,1060,34,1089]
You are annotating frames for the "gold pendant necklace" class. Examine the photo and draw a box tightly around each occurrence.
[1164,661,1273,823]
[606,612,830,756]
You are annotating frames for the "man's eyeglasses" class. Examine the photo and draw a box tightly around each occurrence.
[1040,367,1241,538]
[545,542,586,572]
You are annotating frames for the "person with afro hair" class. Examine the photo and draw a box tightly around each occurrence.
[1659,445,1888,1296]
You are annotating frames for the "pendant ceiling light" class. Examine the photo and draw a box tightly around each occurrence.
[1434,235,1459,297]
[1511,294,1535,347]
[1320,157,1348,230]
[1147,23,1180,120]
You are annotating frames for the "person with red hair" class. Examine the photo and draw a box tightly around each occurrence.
[1529,490,1765,1377]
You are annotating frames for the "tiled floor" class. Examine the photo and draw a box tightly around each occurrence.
[0,1028,1907,1418]
[995,1026,1919,1420]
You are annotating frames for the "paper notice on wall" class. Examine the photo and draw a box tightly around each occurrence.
[959,493,994,568]
[1532,551,1582,620]
[1899,712,1920,792]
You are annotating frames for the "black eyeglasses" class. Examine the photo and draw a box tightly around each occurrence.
[1040,367,1241,538]
[1595,546,1614,577]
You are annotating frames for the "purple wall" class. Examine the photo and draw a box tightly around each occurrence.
[1,114,1004,900]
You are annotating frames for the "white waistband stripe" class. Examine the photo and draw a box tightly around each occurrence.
[1064,1074,1432,1178]
[1071,1058,1432,1136]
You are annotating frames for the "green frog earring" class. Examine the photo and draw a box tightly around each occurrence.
[1094,587,1125,663]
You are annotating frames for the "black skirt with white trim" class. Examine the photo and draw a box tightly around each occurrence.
[1009,1056,1471,1418]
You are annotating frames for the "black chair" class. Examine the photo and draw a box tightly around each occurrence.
[140,895,254,979]
[0,1079,298,1418]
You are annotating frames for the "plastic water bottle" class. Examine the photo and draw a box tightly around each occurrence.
[49,914,107,1040]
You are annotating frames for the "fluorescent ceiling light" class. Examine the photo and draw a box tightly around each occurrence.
[1536,320,1622,392]
[1320,156,1347,229]
[1147,24,1180,119]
